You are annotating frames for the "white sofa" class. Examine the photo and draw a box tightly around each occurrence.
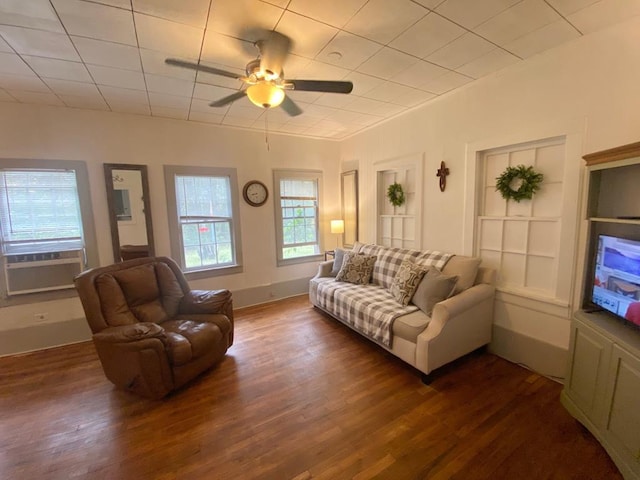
[309,243,496,380]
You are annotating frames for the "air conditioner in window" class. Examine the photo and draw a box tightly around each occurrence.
[2,250,84,295]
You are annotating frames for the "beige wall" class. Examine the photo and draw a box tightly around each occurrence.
[0,106,341,335]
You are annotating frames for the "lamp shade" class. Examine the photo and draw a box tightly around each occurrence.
[246,82,285,109]
[330,219,344,234]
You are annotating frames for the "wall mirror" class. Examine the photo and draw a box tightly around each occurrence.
[103,163,155,262]
[341,170,359,248]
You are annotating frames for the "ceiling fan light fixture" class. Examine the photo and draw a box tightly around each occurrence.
[247,82,285,109]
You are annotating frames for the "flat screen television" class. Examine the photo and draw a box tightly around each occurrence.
[591,234,640,328]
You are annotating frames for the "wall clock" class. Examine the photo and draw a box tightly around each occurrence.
[242,180,269,207]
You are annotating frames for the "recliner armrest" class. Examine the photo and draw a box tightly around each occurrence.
[93,322,166,344]
[180,289,233,318]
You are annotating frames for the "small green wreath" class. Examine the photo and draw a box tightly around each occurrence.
[495,165,543,202]
[387,182,406,207]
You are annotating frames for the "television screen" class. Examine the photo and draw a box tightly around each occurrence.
[592,234,640,327]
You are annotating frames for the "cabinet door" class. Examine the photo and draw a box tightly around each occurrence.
[603,345,640,477]
[565,320,612,426]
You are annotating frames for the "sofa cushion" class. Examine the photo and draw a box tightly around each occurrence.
[96,274,139,327]
[336,252,376,285]
[372,247,417,288]
[411,269,458,316]
[393,310,430,343]
[389,260,427,306]
[330,248,346,276]
[161,319,223,366]
[442,256,481,293]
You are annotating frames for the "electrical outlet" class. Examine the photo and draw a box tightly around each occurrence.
[34,313,48,322]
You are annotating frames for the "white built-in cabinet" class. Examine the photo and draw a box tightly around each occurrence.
[561,141,640,480]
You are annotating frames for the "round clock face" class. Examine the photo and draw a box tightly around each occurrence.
[243,181,268,206]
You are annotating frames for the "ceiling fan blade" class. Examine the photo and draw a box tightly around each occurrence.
[280,95,303,117]
[287,80,353,94]
[209,90,247,107]
[165,58,240,80]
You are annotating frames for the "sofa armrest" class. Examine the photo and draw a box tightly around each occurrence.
[415,283,495,374]
[179,289,233,319]
[313,260,335,279]
[93,322,166,344]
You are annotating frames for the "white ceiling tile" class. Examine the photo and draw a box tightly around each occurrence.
[51,0,136,45]
[346,96,405,116]
[435,0,521,29]
[456,48,520,78]
[288,0,367,28]
[0,36,11,52]
[23,56,92,82]
[413,0,448,7]
[344,0,428,44]
[145,73,194,97]
[191,96,230,113]
[361,81,421,103]
[109,102,151,115]
[188,110,225,124]
[72,36,141,71]
[148,91,192,109]
[475,0,561,46]
[390,13,465,58]
[316,31,382,70]
[91,1,132,9]
[420,70,472,93]
[140,49,196,80]
[357,47,418,79]
[546,0,600,16]
[227,102,265,119]
[278,54,310,79]
[0,72,50,92]
[200,31,255,71]
[300,103,335,118]
[43,78,101,96]
[99,85,148,104]
[60,94,109,109]
[296,59,350,80]
[314,91,356,108]
[392,59,448,88]
[505,19,580,58]
[568,0,640,34]
[88,64,146,89]
[275,11,339,58]
[223,115,258,127]
[286,90,323,103]
[135,12,204,59]
[132,0,210,28]
[426,32,495,69]
[0,52,31,75]
[151,105,189,120]
[207,0,283,41]
[0,0,64,33]
[196,70,244,89]
[193,82,239,102]
[390,87,437,107]
[343,71,386,96]
[0,88,17,102]
[0,25,79,60]
[7,90,63,105]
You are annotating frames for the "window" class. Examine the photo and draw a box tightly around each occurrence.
[274,170,323,266]
[0,159,98,301]
[165,166,242,276]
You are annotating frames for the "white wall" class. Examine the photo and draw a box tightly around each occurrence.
[0,105,341,338]
[340,17,640,363]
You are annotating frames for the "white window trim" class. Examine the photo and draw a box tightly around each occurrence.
[273,169,323,267]
[0,158,98,305]
[164,165,243,278]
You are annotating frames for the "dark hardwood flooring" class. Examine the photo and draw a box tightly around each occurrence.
[0,295,622,479]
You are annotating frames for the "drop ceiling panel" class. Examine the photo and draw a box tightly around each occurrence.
[0,73,50,92]
[207,0,283,40]
[435,0,522,30]
[425,32,495,70]
[505,19,580,59]
[288,0,367,28]
[88,64,146,89]
[0,0,64,33]
[357,47,418,79]
[72,37,142,71]
[135,13,204,58]
[344,0,428,44]
[0,52,32,75]
[275,11,339,58]
[44,78,101,96]
[0,26,79,61]
[132,0,211,28]
[389,13,465,58]
[316,32,382,70]
[23,56,92,82]
[456,48,520,78]
[61,94,109,109]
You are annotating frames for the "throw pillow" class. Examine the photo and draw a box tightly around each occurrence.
[330,248,346,276]
[336,252,376,285]
[389,260,427,306]
[411,269,458,316]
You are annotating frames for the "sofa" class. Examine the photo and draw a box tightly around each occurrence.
[74,256,234,399]
[309,243,496,380]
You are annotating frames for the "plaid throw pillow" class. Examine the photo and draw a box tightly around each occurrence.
[336,252,376,285]
[389,260,427,306]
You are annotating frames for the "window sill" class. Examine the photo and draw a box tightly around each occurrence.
[277,254,324,267]
[183,264,243,281]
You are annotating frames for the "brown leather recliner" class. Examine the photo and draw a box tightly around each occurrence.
[74,256,234,399]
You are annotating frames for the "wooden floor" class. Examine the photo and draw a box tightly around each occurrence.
[0,295,621,480]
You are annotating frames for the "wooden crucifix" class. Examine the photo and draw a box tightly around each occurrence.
[436,161,450,192]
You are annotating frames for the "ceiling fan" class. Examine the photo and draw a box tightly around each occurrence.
[165,31,353,117]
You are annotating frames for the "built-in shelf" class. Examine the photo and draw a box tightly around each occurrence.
[589,217,640,225]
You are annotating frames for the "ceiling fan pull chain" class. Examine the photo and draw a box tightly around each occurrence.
[265,111,270,152]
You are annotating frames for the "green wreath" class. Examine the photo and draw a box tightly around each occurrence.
[495,165,543,202]
[387,182,405,207]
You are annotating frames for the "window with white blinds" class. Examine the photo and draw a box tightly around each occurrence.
[0,169,84,254]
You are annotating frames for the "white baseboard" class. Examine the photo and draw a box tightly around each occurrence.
[489,325,568,382]
[231,277,310,308]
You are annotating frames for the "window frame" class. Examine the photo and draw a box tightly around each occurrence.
[273,169,323,267]
[164,165,243,278]
[0,158,98,304]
